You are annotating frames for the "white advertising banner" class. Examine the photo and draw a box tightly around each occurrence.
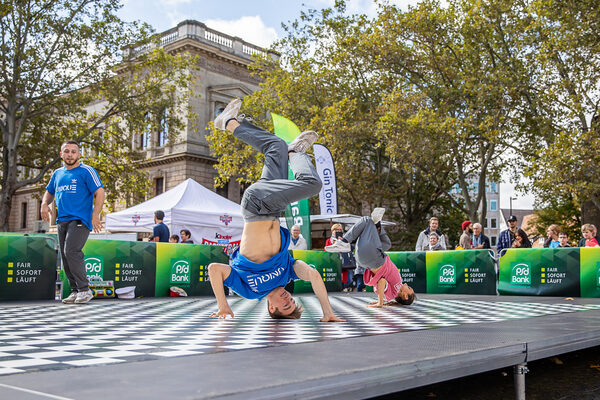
[313,144,338,215]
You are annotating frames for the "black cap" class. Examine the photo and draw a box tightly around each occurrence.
[508,215,517,222]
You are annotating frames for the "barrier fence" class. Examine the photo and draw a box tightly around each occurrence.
[1,234,599,301]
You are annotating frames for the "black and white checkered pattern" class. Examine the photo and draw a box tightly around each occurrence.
[0,296,598,376]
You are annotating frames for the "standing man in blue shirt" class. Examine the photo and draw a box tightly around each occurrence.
[207,99,343,322]
[150,210,170,242]
[40,140,105,304]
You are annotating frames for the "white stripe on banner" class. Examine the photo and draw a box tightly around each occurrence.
[313,144,337,215]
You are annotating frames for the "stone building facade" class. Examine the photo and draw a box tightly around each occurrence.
[8,20,276,232]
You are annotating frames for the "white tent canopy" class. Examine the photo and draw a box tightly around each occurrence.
[105,179,243,249]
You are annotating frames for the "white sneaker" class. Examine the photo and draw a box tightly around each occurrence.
[371,207,386,225]
[74,289,94,304]
[62,292,78,304]
[288,130,318,153]
[325,240,351,253]
[214,98,242,130]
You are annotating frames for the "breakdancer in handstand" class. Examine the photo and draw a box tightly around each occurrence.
[326,209,416,307]
[208,99,344,322]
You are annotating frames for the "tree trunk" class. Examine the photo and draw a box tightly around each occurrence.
[581,201,600,228]
[0,146,18,232]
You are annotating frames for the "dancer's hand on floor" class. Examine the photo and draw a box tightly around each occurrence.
[320,314,346,322]
[366,302,384,308]
[210,306,234,319]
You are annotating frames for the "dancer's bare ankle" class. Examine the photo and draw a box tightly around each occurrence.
[226,119,240,132]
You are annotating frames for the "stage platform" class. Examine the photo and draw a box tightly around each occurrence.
[0,293,599,399]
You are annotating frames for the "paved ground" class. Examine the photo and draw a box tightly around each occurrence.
[0,293,599,399]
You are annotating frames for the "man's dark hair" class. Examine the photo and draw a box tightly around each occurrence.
[62,140,79,147]
[180,229,191,237]
[394,292,417,306]
[558,231,568,237]
[170,234,179,242]
[154,210,165,220]
[267,300,304,319]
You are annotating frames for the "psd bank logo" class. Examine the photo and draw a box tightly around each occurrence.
[84,256,103,281]
[511,263,531,285]
[438,264,456,285]
[170,259,191,284]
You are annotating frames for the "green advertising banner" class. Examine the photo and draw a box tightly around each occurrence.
[155,243,228,296]
[387,251,427,293]
[272,113,312,249]
[426,250,496,295]
[498,248,580,296]
[581,247,600,297]
[0,235,57,300]
[292,250,342,293]
[62,239,156,298]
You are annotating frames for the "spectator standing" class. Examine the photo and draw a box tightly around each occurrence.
[471,223,491,249]
[558,232,571,247]
[288,225,308,250]
[151,210,170,242]
[497,215,530,256]
[354,264,366,292]
[544,224,561,248]
[425,232,444,251]
[511,229,532,249]
[459,220,473,249]
[581,224,600,247]
[180,229,194,244]
[578,224,600,247]
[326,224,355,290]
[169,235,180,243]
[40,140,105,304]
[416,217,447,251]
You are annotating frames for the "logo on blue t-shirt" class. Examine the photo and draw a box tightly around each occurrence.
[247,266,286,293]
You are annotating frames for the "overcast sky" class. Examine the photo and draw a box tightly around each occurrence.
[117,0,535,210]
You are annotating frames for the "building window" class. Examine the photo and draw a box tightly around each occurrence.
[490,182,498,193]
[37,200,42,220]
[491,218,497,228]
[491,236,497,246]
[490,200,497,211]
[483,218,488,228]
[140,113,151,149]
[21,202,28,229]
[472,182,479,193]
[154,177,164,196]
[158,108,169,147]
[216,182,229,199]
[215,103,226,118]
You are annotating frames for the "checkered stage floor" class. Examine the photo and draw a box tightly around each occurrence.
[1,296,599,376]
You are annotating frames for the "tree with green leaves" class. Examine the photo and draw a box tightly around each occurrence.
[0,0,194,231]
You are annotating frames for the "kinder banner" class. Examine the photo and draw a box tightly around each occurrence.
[292,250,342,293]
[155,242,229,296]
[0,235,57,300]
[61,239,156,298]
[387,251,427,293]
[426,250,497,295]
[498,248,580,297]
[313,144,338,215]
[272,113,312,249]
[581,247,600,297]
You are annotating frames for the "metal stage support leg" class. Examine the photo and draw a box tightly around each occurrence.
[514,363,529,400]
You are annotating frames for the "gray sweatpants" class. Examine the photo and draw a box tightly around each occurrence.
[58,220,91,292]
[234,120,322,222]
[343,216,392,270]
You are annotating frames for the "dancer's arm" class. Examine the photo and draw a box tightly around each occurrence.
[208,263,234,319]
[293,260,345,322]
[367,278,386,308]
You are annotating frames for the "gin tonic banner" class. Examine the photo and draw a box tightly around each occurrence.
[313,144,338,215]
[581,248,600,298]
[155,242,229,297]
[0,235,57,300]
[61,239,157,298]
[272,112,312,249]
[387,252,427,293]
[292,250,342,293]
[498,248,580,297]
[426,250,497,295]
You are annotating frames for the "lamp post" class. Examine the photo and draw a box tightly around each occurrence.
[509,196,517,217]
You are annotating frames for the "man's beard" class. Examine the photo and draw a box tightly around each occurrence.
[63,157,79,166]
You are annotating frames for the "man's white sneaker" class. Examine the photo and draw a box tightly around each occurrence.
[371,207,386,225]
[288,130,318,153]
[214,98,242,130]
[325,240,351,253]
[61,292,78,304]
[74,289,94,304]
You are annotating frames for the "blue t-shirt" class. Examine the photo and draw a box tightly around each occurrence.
[46,163,103,231]
[152,222,170,242]
[548,240,560,248]
[224,227,299,300]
